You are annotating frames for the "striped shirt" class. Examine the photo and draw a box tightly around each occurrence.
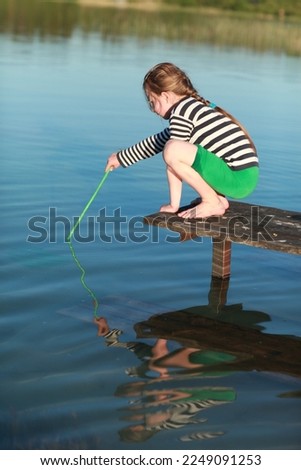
[117,96,258,170]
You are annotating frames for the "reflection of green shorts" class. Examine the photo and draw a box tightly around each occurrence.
[191,145,259,199]
[177,387,236,403]
[189,350,236,365]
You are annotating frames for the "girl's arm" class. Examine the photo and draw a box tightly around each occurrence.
[116,128,170,168]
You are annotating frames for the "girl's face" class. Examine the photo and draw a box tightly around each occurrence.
[146,91,174,120]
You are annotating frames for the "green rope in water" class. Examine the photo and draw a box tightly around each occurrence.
[68,240,100,317]
[67,169,111,317]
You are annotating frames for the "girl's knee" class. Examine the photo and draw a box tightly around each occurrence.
[163,140,178,165]
[163,140,198,167]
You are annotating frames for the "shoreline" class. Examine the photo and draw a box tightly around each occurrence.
[76,0,271,19]
[76,0,295,21]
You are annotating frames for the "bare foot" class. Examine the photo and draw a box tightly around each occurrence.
[218,195,229,210]
[178,200,226,219]
[191,195,229,210]
[159,203,178,213]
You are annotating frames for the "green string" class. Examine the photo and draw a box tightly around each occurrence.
[67,169,111,242]
[68,240,99,317]
[67,169,111,317]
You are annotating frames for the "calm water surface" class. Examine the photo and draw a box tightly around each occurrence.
[1,7,301,450]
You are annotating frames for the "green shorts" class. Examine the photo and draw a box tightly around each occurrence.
[176,387,236,403]
[191,145,259,199]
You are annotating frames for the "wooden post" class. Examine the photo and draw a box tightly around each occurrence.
[212,237,232,279]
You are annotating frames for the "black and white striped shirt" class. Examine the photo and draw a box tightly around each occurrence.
[117,96,258,170]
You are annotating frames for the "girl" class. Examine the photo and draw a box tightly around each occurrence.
[105,62,259,219]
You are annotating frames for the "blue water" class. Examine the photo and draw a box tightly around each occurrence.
[1,17,301,450]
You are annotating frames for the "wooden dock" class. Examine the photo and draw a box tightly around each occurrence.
[144,201,301,278]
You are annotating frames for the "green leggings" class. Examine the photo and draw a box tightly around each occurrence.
[191,145,259,199]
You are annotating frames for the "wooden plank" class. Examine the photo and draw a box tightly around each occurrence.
[144,201,301,255]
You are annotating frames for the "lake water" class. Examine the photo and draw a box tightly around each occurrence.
[1,2,301,451]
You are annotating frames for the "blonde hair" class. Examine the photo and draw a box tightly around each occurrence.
[143,62,256,152]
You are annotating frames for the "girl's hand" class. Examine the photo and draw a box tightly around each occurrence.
[105,153,121,172]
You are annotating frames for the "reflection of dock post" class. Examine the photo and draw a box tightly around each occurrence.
[208,275,230,313]
[212,237,232,279]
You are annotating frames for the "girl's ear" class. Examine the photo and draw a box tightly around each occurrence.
[161,91,170,102]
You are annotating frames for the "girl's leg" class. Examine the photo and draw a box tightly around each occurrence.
[163,140,227,218]
[160,165,182,213]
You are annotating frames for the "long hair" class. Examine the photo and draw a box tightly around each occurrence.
[143,62,256,152]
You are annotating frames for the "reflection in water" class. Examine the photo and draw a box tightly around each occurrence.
[1,0,301,55]
[116,381,234,444]
[135,278,301,378]
[95,315,237,380]
[95,277,301,443]
[95,316,237,443]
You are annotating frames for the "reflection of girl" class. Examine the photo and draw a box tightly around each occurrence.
[95,319,237,379]
[106,62,258,219]
[118,385,235,443]
[95,319,237,444]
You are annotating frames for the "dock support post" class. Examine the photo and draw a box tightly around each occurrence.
[212,237,232,279]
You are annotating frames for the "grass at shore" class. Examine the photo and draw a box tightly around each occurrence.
[2,0,301,55]
[77,0,301,20]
